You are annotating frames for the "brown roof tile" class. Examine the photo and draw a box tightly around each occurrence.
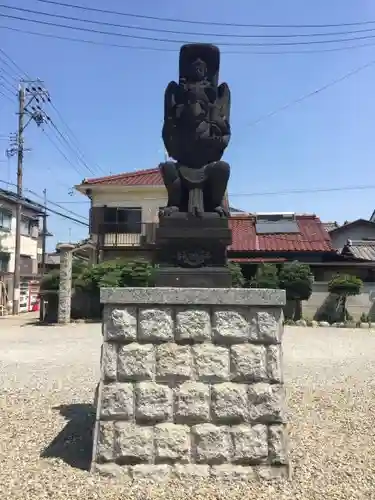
[229,215,333,253]
[83,168,163,186]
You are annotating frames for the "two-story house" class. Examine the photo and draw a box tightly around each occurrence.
[0,188,44,310]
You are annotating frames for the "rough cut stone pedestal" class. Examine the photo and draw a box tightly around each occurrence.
[91,287,289,483]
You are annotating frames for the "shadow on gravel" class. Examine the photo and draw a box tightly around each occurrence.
[41,403,96,471]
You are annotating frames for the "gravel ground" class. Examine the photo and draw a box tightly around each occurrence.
[1,319,375,499]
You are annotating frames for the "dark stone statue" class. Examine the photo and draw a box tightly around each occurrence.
[155,43,233,288]
[160,43,231,217]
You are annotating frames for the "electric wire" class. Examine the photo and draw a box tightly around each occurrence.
[5,12,375,47]
[3,23,375,55]
[4,3,375,39]
[33,0,375,29]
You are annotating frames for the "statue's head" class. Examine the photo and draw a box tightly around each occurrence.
[179,44,220,87]
[190,58,207,81]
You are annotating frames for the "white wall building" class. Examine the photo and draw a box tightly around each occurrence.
[0,189,44,307]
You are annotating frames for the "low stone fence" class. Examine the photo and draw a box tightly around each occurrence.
[92,287,289,482]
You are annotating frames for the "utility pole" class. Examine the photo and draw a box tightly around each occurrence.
[12,85,25,315]
[6,80,50,315]
[39,188,47,322]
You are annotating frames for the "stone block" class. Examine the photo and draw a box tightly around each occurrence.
[104,307,137,342]
[211,383,248,423]
[92,463,131,480]
[256,309,282,344]
[212,309,250,343]
[117,343,154,381]
[230,344,267,382]
[156,343,192,381]
[154,423,190,463]
[193,344,229,382]
[100,383,134,420]
[114,422,153,463]
[174,382,210,424]
[248,383,286,423]
[267,345,283,383]
[96,421,114,462]
[131,464,172,482]
[100,287,286,307]
[269,425,288,464]
[135,382,173,423]
[192,423,231,464]
[210,464,257,481]
[173,464,210,480]
[230,424,268,464]
[139,308,173,342]
[256,465,289,480]
[175,308,211,342]
[102,342,117,381]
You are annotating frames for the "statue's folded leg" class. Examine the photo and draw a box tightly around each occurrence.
[205,160,230,214]
[159,161,182,212]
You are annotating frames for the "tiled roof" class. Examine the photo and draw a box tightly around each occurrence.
[229,215,333,253]
[0,187,45,213]
[323,221,340,232]
[341,240,375,261]
[329,218,375,233]
[82,168,163,186]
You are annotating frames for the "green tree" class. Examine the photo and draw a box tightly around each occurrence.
[328,274,363,321]
[249,263,280,289]
[279,261,313,321]
[75,258,156,292]
[227,262,245,288]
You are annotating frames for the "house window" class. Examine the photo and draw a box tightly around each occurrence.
[0,252,9,272]
[20,216,32,236]
[0,209,12,231]
[104,207,142,234]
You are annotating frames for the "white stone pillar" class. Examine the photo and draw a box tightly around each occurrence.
[57,243,75,324]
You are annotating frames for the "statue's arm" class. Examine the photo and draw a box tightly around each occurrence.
[217,82,231,125]
[164,81,180,122]
[162,81,180,158]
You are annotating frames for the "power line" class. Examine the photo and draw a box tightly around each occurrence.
[0,47,29,80]
[0,73,18,92]
[0,80,16,96]
[0,58,21,83]
[3,23,375,55]
[0,85,14,103]
[0,178,89,225]
[5,3,375,39]
[30,188,89,220]
[0,47,106,181]
[41,127,88,178]
[5,12,375,47]
[52,183,375,202]
[47,118,98,176]
[48,101,106,175]
[33,0,375,29]
[245,57,375,128]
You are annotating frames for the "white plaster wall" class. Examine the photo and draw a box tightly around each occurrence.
[91,187,167,223]
[303,282,375,320]
[0,203,39,274]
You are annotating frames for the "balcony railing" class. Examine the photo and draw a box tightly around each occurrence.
[98,222,157,248]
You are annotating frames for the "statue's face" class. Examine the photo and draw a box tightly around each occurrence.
[190,58,207,81]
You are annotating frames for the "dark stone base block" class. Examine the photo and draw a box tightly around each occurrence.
[155,267,232,288]
[155,212,232,288]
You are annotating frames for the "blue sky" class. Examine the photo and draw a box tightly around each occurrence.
[1,0,375,250]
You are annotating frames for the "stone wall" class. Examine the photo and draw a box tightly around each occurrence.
[92,287,289,482]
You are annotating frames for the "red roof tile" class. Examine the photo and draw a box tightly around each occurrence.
[83,168,163,186]
[229,215,333,253]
